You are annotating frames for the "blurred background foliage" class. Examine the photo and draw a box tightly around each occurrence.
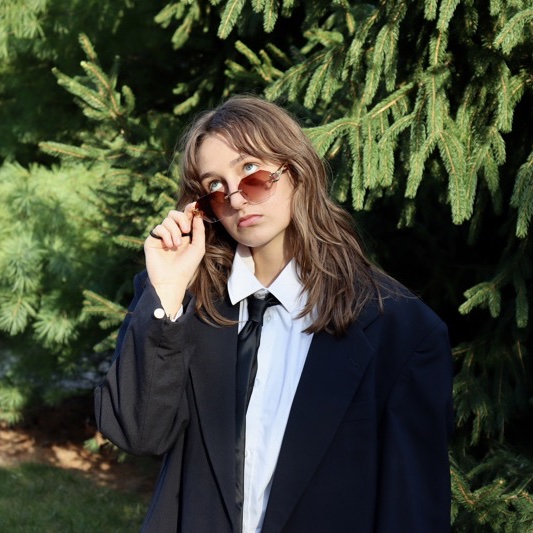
[0,0,532,530]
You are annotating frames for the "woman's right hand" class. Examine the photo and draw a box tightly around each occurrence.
[144,203,206,316]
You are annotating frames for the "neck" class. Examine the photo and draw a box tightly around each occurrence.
[251,246,291,287]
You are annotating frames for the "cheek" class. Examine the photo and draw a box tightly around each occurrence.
[281,187,295,219]
[218,218,236,236]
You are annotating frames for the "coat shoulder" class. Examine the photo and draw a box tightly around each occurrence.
[363,273,448,349]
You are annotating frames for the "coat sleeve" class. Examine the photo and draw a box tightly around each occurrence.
[94,272,193,456]
[376,320,454,533]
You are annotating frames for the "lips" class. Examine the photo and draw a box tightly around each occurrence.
[237,214,262,228]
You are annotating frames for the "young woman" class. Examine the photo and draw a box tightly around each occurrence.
[95,95,454,533]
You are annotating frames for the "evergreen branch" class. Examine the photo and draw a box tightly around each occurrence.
[265,60,310,101]
[493,8,533,55]
[345,6,380,70]
[281,0,296,16]
[438,125,470,223]
[309,29,344,48]
[171,13,196,50]
[376,135,395,187]
[304,51,335,108]
[363,121,378,188]
[430,30,447,67]
[349,125,365,209]
[81,61,123,119]
[379,112,414,145]
[459,281,501,318]
[424,0,438,21]
[368,82,414,120]
[232,41,284,83]
[122,85,136,115]
[405,135,437,198]
[0,293,36,335]
[218,0,247,39]
[157,2,202,50]
[153,2,180,27]
[78,33,98,63]
[52,68,110,114]
[33,309,78,348]
[82,290,126,318]
[0,385,27,425]
[451,464,477,507]
[268,50,330,104]
[113,235,145,249]
[363,21,401,105]
[263,0,279,32]
[426,70,447,134]
[235,41,263,69]
[366,6,405,96]
[0,0,46,58]
[305,118,356,157]
[39,142,94,160]
[511,150,533,238]
[251,0,266,11]
[451,457,533,530]
[489,126,506,166]
[495,62,513,133]
[437,0,460,32]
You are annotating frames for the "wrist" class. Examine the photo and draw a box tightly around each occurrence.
[149,281,187,317]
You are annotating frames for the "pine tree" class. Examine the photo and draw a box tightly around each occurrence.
[0,0,532,529]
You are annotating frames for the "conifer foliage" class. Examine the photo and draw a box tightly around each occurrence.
[0,0,532,529]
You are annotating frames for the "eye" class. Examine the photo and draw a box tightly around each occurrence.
[243,162,259,175]
[208,179,225,193]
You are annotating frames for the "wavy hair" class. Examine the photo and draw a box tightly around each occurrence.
[176,95,385,335]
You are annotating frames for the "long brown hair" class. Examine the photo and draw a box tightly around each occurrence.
[176,95,384,335]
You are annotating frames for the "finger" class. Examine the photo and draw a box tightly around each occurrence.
[147,223,174,249]
[167,207,195,238]
[149,228,163,240]
[148,219,179,249]
[155,210,192,248]
[189,211,205,247]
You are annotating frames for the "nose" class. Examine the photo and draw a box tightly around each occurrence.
[226,188,247,210]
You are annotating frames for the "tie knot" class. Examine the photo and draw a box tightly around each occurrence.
[247,292,279,324]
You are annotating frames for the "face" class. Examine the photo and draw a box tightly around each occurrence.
[196,134,294,261]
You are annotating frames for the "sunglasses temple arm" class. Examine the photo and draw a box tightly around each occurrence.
[182,207,208,236]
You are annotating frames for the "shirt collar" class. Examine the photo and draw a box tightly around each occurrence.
[227,244,305,314]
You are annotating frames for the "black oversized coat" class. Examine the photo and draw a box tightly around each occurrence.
[95,272,454,532]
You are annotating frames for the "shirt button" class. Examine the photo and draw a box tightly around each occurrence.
[264,311,272,322]
[153,308,166,319]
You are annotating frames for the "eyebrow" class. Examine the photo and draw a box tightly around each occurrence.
[199,154,247,181]
[229,154,246,167]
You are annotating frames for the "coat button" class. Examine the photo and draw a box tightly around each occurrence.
[154,308,166,319]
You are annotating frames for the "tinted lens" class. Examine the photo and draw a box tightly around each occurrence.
[240,170,277,203]
[195,191,227,223]
[195,169,279,222]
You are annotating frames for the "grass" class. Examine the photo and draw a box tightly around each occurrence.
[0,462,147,532]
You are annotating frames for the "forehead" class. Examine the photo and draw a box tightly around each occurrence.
[196,134,244,162]
[196,134,245,169]
[196,126,273,159]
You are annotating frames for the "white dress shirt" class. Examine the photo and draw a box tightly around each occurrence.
[228,245,314,533]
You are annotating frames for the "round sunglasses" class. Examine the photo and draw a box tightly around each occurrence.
[194,165,287,223]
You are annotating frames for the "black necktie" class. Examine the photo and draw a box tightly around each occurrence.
[235,292,280,531]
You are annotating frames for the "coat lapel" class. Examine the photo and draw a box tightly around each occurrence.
[262,320,376,532]
[187,296,240,529]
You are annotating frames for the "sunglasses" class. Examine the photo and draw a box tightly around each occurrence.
[194,165,287,223]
